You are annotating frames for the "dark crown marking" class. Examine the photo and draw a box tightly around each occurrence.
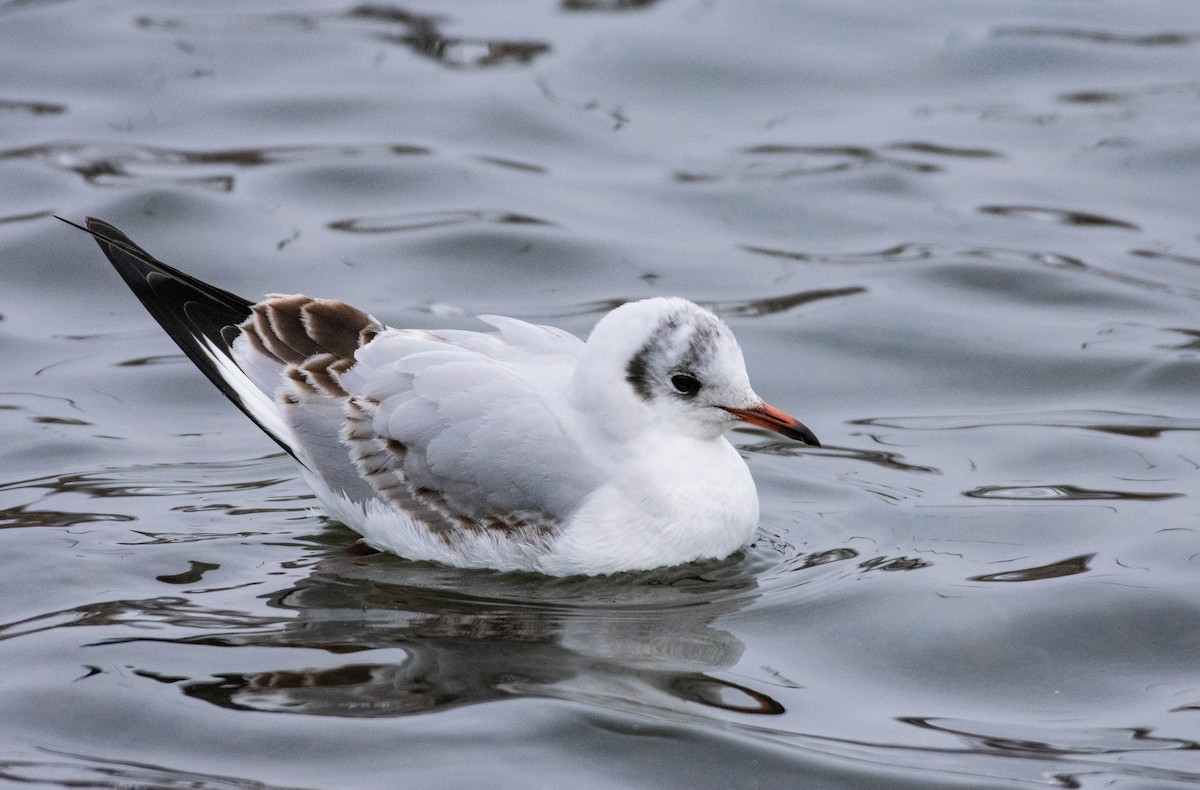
[624,310,721,402]
[625,313,679,401]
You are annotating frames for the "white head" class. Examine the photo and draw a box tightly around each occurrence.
[573,297,819,445]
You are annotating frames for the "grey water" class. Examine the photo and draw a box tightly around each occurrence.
[2,1,1199,787]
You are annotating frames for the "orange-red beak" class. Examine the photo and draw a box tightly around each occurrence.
[722,403,820,446]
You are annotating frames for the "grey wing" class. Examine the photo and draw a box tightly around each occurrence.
[339,321,603,533]
[229,292,599,532]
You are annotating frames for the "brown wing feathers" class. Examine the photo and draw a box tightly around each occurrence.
[245,295,381,397]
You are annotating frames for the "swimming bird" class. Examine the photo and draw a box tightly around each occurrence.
[63,217,819,576]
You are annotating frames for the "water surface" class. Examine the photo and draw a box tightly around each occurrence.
[2,1,1200,787]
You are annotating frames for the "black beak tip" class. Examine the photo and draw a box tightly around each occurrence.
[795,426,821,447]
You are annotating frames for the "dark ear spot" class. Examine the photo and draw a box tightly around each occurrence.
[625,348,653,401]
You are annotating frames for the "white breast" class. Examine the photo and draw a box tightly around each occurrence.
[540,434,760,576]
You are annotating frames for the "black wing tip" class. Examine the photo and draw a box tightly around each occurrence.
[83,216,143,252]
[55,215,153,259]
[69,216,254,347]
[60,215,303,461]
[61,215,253,313]
[60,214,257,396]
[60,212,253,342]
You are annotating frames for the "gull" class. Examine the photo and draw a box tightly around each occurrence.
[62,217,819,576]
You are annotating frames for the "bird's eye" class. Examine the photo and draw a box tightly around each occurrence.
[670,373,702,396]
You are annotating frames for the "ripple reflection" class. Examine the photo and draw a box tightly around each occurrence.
[744,242,1200,301]
[970,553,1093,582]
[904,716,1199,755]
[348,4,551,69]
[992,26,1196,47]
[329,210,554,234]
[82,556,788,720]
[852,410,1200,439]
[978,204,1140,230]
[135,6,552,70]
[0,750,298,790]
[0,141,431,189]
[0,456,304,532]
[0,98,65,115]
[675,143,951,183]
[964,484,1181,501]
[749,439,939,475]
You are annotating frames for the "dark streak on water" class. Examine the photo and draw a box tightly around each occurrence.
[2,0,1200,788]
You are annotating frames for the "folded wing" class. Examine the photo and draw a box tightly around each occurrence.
[337,318,601,536]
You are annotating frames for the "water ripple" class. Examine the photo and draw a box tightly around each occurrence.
[970,553,1093,582]
[885,141,1004,159]
[743,242,935,264]
[676,140,1001,187]
[0,461,293,500]
[156,561,222,585]
[0,505,134,529]
[544,287,863,321]
[0,596,286,643]
[674,143,949,182]
[0,141,430,189]
[562,0,660,10]
[0,97,65,115]
[904,716,1199,755]
[133,5,552,69]
[964,484,1181,501]
[329,210,554,234]
[0,750,297,790]
[1059,82,1200,106]
[852,410,1200,439]
[978,204,1140,230]
[744,241,1171,294]
[348,5,551,69]
[1131,248,1200,267]
[992,26,1198,47]
[709,287,866,317]
[858,555,932,572]
[749,439,939,474]
[1159,328,1200,350]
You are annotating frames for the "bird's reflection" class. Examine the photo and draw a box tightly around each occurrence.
[132,546,781,719]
